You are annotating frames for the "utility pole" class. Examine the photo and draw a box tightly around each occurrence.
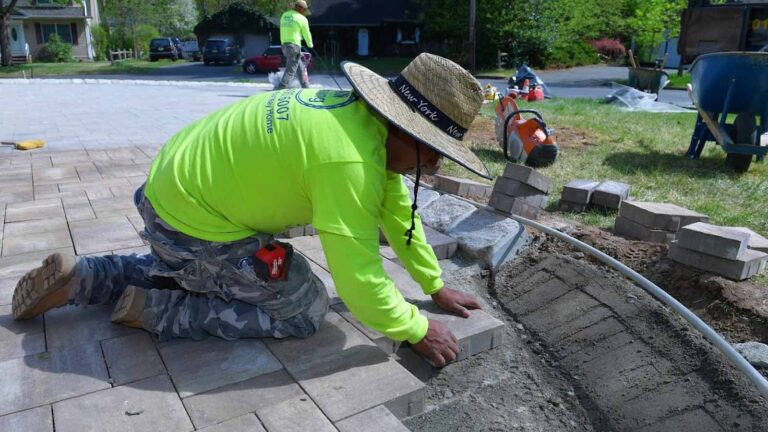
[468,0,476,73]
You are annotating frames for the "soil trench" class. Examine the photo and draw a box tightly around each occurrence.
[407,224,768,431]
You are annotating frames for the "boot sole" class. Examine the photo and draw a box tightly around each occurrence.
[12,253,77,320]
[111,286,146,328]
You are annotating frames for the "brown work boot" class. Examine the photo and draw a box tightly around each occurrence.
[12,253,78,320]
[111,286,148,329]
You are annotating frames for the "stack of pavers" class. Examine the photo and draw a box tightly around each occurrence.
[668,222,768,280]
[432,174,492,200]
[559,180,631,212]
[488,163,552,219]
[614,201,709,243]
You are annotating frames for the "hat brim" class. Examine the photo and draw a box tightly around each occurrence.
[341,61,491,180]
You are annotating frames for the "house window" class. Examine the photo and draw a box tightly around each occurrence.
[37,23,73,44]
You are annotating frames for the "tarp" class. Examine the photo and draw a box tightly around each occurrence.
[604,83,690,113]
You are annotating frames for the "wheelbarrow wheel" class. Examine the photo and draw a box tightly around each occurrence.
[725,113,757,173]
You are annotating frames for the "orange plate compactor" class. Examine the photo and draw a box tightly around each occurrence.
[494,95,558,167]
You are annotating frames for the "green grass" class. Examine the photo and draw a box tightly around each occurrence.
[314,57,413,75]
[667,72,691,89]
[0,59,188,78]
[440,98,768,239]
[476,68,516,78]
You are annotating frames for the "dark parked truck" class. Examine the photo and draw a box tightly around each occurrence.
[679,0,768,63]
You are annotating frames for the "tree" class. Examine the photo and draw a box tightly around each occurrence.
[0,0,20,67]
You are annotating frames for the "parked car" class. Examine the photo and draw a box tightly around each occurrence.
[180,40,201,62]
[172,38,184,59]
[242,45,315,74]
[203,38,242,65]
[149,38,178,62]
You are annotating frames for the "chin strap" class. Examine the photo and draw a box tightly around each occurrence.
[405,143,421,246]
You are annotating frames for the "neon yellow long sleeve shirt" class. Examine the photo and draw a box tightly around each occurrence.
[145,89,442,344]
[280,9,313,48]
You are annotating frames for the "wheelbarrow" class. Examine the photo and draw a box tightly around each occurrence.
[687,52,768,172]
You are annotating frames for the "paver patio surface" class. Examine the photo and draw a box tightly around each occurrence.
[0,145,504,431]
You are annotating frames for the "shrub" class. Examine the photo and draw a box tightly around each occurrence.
[90,24,108,61]
[37,34,72,63]
[545,40,598,69]
[589,38,626,60]
[135,24,161,58]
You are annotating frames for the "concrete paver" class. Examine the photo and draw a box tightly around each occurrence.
[45,305,139,351]
[0,305,46,362]
[336,405,410,432]
[2,218,72,257]
[69,215,143,255]
[0,405,53,432]
[101,333,166,386]
[258,394,337,432]
[199,414,266,432]
[5,199,64,223]
[158,337,283,398]
[0,342,110,416]
[52,375,193,432]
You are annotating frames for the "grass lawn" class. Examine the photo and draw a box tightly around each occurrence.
[667,72,691,89]
[0,59,187,78]
[440,98,767,239]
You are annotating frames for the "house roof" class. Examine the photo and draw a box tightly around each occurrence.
[307,0,421,26]
[12,1,89,19]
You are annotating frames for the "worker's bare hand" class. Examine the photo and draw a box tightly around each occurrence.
[411,319,460,367]
[431,287,482,318]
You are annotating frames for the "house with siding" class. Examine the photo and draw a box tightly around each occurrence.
[306,0,422,58]
[7,0,99,63]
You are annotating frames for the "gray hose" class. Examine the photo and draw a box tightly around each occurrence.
[447,191,768,399]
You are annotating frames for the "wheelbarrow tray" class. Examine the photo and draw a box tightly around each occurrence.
[628,67,669,94]
[688,52,768,157]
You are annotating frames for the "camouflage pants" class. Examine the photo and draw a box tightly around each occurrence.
[69,185,329,342]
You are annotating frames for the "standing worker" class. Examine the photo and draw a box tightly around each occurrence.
[278,0,313,89]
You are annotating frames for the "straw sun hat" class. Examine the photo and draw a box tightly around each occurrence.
[342,53,490,179]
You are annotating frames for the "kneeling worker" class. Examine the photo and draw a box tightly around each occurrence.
[12,53,490,367]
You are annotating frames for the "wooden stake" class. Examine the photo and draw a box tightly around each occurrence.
[628,50,637,69]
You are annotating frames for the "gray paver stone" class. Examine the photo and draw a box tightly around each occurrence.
[446,209,529,269]
[52,375,193,432]
[45,305,139,351]
[0,247,74,280]
[336,405,410,432]
[70,216,143,255]
[2,218,72,257]
[0,305,46,362]
[414,301,504,362]
[668,241,768,281]
[101,333,166,386]
[424,225,458,259]
[32,166,79,186]
[493,176,549,199]
[268,312,424,421]
[0,278,17,305]
[0,406,53,432]
[561,179,600,205]
[730,227,768,253]
[402,177,441,208]
[433,174,491,198]
[618,201,709,231]
[488,193,542,219]
[5,199,64,223]
[558,200,588,213]
[158,337,283,398]
[306,258,341,305]
[199,414,265,432]
[590,180,630,209]
[501,163,552,193]
[330,304,399,353]
[0,342,110,416]
[182,370,304,429]
[418,194,475,233]
[613,216,676,243]
[733,341,768,367]
[382,257,431,302]
[677,222,751,260]
[258,394,336,432]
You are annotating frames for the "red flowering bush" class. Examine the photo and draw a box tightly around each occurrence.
[589,38,626,60]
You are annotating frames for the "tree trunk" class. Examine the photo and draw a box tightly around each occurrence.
[1,0,21,67]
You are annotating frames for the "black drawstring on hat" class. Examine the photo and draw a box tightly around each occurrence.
[405,143,421,246]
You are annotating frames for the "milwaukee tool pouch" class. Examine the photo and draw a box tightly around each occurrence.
[253,241,294,281]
